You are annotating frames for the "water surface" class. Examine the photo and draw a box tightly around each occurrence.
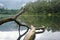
[0,21,60,40]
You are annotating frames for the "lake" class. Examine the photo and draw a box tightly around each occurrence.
[0,21,60,40]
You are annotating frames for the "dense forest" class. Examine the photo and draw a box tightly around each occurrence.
[23,0,60,14]
[19,0,60,31]
[0,0,60,31]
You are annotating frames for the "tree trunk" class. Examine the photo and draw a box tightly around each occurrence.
[23,25,36,40]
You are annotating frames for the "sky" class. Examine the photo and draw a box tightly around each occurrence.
[0,0,37,9]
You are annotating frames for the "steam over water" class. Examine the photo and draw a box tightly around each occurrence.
[0,21,28,40]
[0,21,60,40]
[0,31,18,40]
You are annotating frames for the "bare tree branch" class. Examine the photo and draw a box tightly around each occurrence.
[0,7,45,40]
[35,28,45,34]
[14,19,30,29]
[13,8,25,19]
[0,8,25,25]
[23,25,36,40]
[23,25,45,40]
[13,19,30,40]
[17,26,29,40]
[0,18,14,25]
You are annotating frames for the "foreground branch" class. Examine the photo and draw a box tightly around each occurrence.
[14,8,25,19]
[23,25,45,40]
[0,7,45,40]
[15,20,30,40]
[0,8,25,25]
[17,25,29,40]
[23,25,36,40]
[0,18,14,25]
[0,7,30,40]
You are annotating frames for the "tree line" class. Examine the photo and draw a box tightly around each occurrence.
[0,8,18,15]
[24,0,60,15]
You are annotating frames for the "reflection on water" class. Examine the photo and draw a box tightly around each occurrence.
[0,21,28,40]
[35,30,60,40]
[0,21,19,40]
[20,26,28,35]
[0,21,18,31]
[20,30,60,40]
[0,21,60,40]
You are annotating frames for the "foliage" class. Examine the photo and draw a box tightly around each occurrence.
[0,0,60,31]
[18,0,60,32]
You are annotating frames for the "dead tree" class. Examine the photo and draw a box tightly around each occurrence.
[0,7,29,39]
[23,25,45,40]
[0,7,45,40]
[0,8,25,25]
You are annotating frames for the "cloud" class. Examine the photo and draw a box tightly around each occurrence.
[0,0,37,9]
[0,3,4,7]
[32,0,37,2]
[21,3,26,7]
